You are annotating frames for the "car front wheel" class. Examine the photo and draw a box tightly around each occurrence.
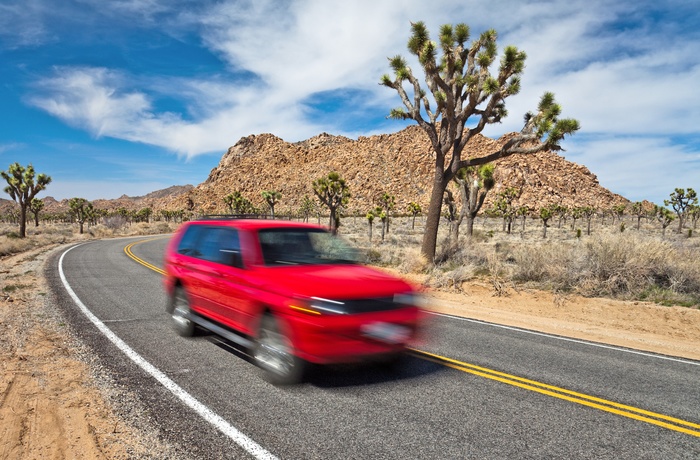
[254,314,304,385]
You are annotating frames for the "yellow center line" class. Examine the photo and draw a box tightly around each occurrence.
[411,349,700,438]
[124,237,700,439]
[124,238,167,276]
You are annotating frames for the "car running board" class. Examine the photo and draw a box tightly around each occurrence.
[188,313,254,349]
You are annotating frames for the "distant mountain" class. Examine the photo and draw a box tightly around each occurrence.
[0,185,194,215]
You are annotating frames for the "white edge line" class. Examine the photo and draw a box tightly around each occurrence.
[59,244,278,460]
[427,311,700,367]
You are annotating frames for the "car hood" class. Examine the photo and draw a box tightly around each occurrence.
[251,264,414,300]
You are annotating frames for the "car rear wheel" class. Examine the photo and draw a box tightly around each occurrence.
[254,314,304,385]
[171,287,195,337]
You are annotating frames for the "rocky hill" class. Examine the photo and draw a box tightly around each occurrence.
[1,127,627,218]
[160,125,627,216]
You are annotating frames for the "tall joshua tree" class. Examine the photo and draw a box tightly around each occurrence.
[2,163,52,238]
[382,21,579,261]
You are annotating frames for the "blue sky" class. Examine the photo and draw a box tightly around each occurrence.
[1,0,698,205]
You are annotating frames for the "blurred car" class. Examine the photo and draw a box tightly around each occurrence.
[163,217,425,384]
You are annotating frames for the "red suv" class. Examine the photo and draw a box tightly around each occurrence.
[163,218,424,384]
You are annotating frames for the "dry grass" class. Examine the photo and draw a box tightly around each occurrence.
[0,221,179,258]
[340,214,700,308]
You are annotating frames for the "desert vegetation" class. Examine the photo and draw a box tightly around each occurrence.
[339,212,700,309]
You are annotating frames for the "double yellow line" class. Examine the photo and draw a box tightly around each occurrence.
[413,349,700,437]
[124,238,166,276]
[124,237,700,438]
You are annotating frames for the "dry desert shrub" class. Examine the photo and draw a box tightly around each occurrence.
[0,224,72,257]
[508,232,700,304]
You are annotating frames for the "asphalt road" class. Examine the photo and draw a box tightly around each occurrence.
[46,236,700,459]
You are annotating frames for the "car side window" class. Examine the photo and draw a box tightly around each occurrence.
[176,225,204,257]
[218,228,244,269]
[176,225,244,268]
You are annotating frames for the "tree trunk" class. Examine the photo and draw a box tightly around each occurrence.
[420,177,449,262]
[465,214,475,237]
[19,205,27,238]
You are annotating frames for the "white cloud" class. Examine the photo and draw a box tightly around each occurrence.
[565,136,700,204]
[20,0,700,204]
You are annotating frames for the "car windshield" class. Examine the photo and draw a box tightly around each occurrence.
[258,228,359,266]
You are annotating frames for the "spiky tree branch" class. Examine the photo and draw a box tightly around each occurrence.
[2,163,52,238]
[381,21,579,261]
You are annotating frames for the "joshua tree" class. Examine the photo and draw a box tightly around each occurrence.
[612,204,626,226]
[381,21,579,262]
[378,193,395,235]
[375,207,388,242]
[407,202,422,229]
[689,204,700,230]
[454,164,495,238]
[630,201,646,230]
[550,204,568,229]
[2,163,52,238]
[312,172,350,235]
[654,205,675,237]
[492,187,519,234]
[581,206,596,235]
[29,198,45,227]
[515,205,529,233]
[262,190,282,218]
[539,206,553,239]
[135,207,152,223]
[366,210,375,242]
[664,188,697,233]
[299,195,315,222]
[69,197,93,234]
[224,191,255,215]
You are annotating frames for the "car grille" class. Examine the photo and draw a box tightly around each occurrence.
[335,297,403,314]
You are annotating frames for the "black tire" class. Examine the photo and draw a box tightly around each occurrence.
[254,314,305,385]
[171,287,195,337]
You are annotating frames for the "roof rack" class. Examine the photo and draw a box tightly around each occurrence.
[198,214,287,220]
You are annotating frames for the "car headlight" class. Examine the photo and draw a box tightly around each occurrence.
[289,296,346,315]
[393,292,423,308]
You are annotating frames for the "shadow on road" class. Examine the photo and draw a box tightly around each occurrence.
[198,331,446,388]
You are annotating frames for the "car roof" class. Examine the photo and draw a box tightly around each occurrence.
[186,218,327,232]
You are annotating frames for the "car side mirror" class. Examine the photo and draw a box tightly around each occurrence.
[220,249,244,269]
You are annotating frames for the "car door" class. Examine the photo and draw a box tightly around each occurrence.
[197,226,250,331]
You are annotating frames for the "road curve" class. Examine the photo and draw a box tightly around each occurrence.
[46,236,700,459]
